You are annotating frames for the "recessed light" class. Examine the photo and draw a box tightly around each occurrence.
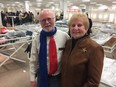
[23,70,26,72]
[82,0,90,2]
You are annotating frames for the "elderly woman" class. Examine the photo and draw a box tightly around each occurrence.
[61,13,104,87]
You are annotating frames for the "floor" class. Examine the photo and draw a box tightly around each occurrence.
[0,44,30,87]
[0,44,116,87]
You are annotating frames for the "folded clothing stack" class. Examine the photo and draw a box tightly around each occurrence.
[5,30,26,39]
[103,37,116,47]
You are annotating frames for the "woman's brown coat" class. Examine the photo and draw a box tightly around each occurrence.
[61,36,104,87]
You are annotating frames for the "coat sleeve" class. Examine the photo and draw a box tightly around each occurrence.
[83,45,104,87]
[29,35,39,81]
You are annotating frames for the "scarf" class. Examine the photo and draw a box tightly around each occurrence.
[39,27,57,87]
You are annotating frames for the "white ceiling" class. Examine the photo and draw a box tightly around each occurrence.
[0,0,116,10]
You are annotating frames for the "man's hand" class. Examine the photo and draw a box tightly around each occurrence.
[30,81,36,87]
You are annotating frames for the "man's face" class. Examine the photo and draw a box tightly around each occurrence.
[39,11,55,32]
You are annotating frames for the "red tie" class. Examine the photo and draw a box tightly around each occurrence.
[49,36,58,75]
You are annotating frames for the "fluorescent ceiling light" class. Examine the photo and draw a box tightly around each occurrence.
[15,2,20,3]
[36,0,42,2]
[82,0,90,2]
[25,1,30,2]
[67,1,70,3]
[98,5,108,10]
[48,2,54,4]
[112,2,116,3]
[71,6,79,9]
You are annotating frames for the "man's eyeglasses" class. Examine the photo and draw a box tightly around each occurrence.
[40,18,54,23]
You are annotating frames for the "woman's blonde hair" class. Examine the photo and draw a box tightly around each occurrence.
[68,13,89,30]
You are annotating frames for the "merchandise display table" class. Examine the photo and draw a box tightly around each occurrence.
[101,57,116,87]
[91,24,116,59]
[103,37,116,53]
[90,28,112,45]
[0,34,32,67]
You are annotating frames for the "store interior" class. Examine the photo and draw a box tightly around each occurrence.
[0,0,116,87]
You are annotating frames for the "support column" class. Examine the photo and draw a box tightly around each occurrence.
[25,1,30,12]
[0,12,2,25]
[60,0,68,19]
[86,5,91,17]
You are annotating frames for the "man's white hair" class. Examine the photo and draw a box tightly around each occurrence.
[39,9,55,20]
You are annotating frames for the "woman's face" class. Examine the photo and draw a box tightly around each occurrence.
[70,20,87,39]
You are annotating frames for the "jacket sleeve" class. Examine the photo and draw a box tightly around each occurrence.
[83,45,104,87]
[29,35,39,81]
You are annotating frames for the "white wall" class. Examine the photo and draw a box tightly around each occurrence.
[90,10,116,24]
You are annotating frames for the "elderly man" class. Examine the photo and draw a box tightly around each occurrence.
[30,9,69,87]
